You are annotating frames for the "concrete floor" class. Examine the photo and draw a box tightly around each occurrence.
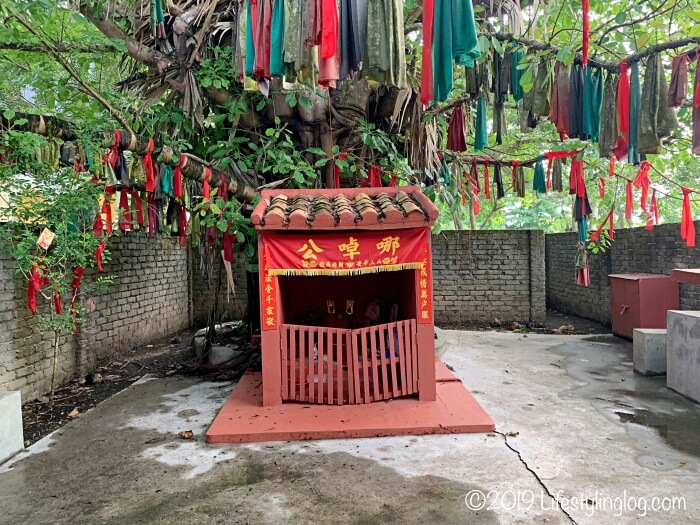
[1,331,699,524]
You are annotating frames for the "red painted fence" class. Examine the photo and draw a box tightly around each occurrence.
[280,320,419,405]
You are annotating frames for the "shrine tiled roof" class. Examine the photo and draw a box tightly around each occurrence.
[252,186,439,230]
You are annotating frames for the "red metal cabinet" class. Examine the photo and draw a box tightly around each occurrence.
[609,274,679,338]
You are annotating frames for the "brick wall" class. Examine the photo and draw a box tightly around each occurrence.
[0,235,190,402]
[545,221,700,325]
[190,246,248,327]
[431,230,546,326]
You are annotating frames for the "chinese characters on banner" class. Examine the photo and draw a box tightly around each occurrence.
[261,247,278,331]
[263,229,429,275]
[418,242,433,324]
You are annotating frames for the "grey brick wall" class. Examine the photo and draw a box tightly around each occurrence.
[545,221,700,325]
[0,234,190,402]
[432,230,546,326]
[190,246,248,327]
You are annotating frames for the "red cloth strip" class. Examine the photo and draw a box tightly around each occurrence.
[681,187,696,247]
[178,203,188,247]
[96,240,106,272]
[223,223,235,263]
[101,197,113,234]
[144,138,156,193]
[633,160,651,213]
[483,159,491,199]
[389,174,398,187]
[582,0,590,67]
[598,177,605,198]
[333,152,347,189]
[369,165,382,187]
[511,160,519,189]
[202,167,212,199]
[53,290,62,314]
[103,130,121,169]
[218,173,228,202]
[93,212,103,238]
[130,191,144,227]
[617,60,631,154]
[173,155,185,199]
[590,209,614,241]
[608,156,615,178]
[625,181,634,220]
[420,0,435,106]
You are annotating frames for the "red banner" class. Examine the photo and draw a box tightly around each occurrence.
[260,246,279,330]
[263,228,429,276]
[417,241,433,324]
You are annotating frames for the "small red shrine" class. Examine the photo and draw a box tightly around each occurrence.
[207,186,494,443]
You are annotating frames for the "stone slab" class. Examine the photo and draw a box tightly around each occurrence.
[0,391,24,464]
[633,328,667,376]
[667,310,700,403]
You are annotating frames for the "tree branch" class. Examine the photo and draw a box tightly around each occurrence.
[0,41,118,53]
[78,2,166,69]
[11,14,135,135]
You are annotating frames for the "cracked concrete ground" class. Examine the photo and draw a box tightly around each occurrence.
[1,330,699,524]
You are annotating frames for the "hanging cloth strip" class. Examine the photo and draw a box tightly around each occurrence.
[510,46,525,102]
[612,59,631,159]
[638,53,679,154]
[494,164,505,199]
[219,173,228,202]
[160,162,174,197]
[101,196,113,234]
[320,0,338,60]
[645,190,659,230]
[582,66,603,143]
[369,165,383,187]
[598,71,619,158]
[633,160,651,212]
[475,97,488,152]
[270,0,286,77]
[253,0,273,78]
[304,0,322,46]
[628,62,642,164]
[533,156,547,194]
[339,0,368,80]
[669,53,691,107]
[119,190,132,232]
[438,154,451,185]
[693,60,700,155]
[432,0,480,102]
[545,150,578,190]
[493,52,508,144]
[549,62,571,140]
[511,160,519,189]
[552,158,564,192]
[447,104,467,151]
[143,139,156,193]
[575,242,590,287]
[590,209,615,241]
[568,64,585,140]
[93,211,104,238]
[333,152,348,188]
[468,161,481,214]
[598,177,605,198]
[532,57,553,119]
[130,190,144,227]
[148,196,158,237]
[365,0,407,89]
[681,187,696,247]
[178,203,188,247]
[483,159,491,199]
[419,0,434,104]
[582,0,590,67]
[515,165,526,198]
[96,240,106,272]
[625,181,634,220]
[173,155,186,199]
[27,263,50,314]
[202,167,212,200]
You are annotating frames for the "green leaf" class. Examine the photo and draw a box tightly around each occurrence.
[555,46,575,66]
[298,96,314,109]
[216,218,228,232]
[690,25,700,38]
[209,203,222,215]
[170,113,184,124]
[520,69,534,93]
[614,11,626,24]
[265,127,275,137]
[491,36,503,56]
[306,147,326,156]
[235,231,245,242]
[3,109,15,120]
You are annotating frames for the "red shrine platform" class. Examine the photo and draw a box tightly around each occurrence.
[207,360,494,443]
[207,187,494,442]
